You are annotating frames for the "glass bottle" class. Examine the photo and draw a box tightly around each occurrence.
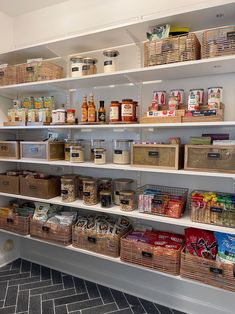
[81,95,88,123]
[98,100,106,123]
[88,94,96,123]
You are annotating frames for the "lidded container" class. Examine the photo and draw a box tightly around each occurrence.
[98,177,112,195]
[70,140,85,163]
[83,178,98,205]
[94,148,106,164]
[113,178,134,205]
[83,58,97,75]
[78,175,92,199]
[103,49,120,73]
[113,140,132,164]
[61,175,77,203]
[119,190,135,211]
[64,138,76,161]
[90,139,106,161]
[100,191,112,208]
[70,56,83,77]
[67,109,76,124]
[109,101,121,122]
[121,99,135,122]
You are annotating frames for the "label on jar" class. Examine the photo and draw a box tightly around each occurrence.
[61,190,68,195]
[210,267,223,275]
[121,103,133,117]
[104,60,113,66]
[121,199,129,205]
[72,153,80,157]
[110,107,119,120]
[72,67,79,72]
[82,65,89,71]
[83,192,91,196]
[95,154,102,159]
[114,150,123,154]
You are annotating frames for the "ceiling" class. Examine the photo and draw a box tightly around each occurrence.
[0,0,69,17]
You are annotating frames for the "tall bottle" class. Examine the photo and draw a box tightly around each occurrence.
[81,95,88,122]
[88,94,96,123]
[98,100,106,123]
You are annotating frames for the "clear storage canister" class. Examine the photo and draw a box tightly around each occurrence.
[70,145,85,163]
[83,57,97,75]
[113,140,132,164]
[103,49,119,73]
[83,179,98,205]
[119,190,135,211]
[94,148,106,164]
[78,175,92,199]
[113,178,134,205]
[65,139,77,161]
[61,175,77,203]
[98,177,112,195]
[90,139,105,161]
[71,56,84,77]
[100,191,112,208]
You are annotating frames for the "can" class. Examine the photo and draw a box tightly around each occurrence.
[207,87,223,109]
[189,89,204,105]
[153,91,166,105]
[170,89,184,105]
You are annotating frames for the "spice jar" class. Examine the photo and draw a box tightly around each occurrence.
[83,58,97,75]
[119,190,135,211]
[113,178,134,205]
[78,175,92,199]
[94,148,106,164]
[103,49,119,73]
[98,177,112,195]
[100,191,112,208]
[67,109,76,124]
[90,139,105,161]
[70,145,85,163]
[61,175,77,203]
[83,179,98,205]
[113,140,132,164]
[110,101,121,122]
[121,99,134,122]
[70,56,84,77]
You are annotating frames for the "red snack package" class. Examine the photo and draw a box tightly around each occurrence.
[185,228,217,259]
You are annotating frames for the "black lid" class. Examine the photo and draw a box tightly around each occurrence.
[100,100,105,106]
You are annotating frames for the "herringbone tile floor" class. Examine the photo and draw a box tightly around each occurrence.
[0,259,186,314]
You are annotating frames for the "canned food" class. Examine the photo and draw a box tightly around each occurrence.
[170,89,184,105]
[189,89,204,105]
[153,91,166,105]
[207,87,223,109]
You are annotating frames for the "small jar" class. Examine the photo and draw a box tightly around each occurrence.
[83,179,98,205]
[90,139,105,161]
[67,109,76,124]
[83,58,97,75]
[109,101,121,122]
[70,145,85,163]
[113,140,132,164]
[121,99,134,122]
[78,175,92,199]
[100,191,112,208]
[113,178,134,205]
[57,108,66,124]
[64,139,76,161]
[119,190,135,211]
[52,109,57,124]
[61,175,77,203]
[98,177,112,195]
[94,148,106,164]
[70,56,84,77]
[103,49,119,73]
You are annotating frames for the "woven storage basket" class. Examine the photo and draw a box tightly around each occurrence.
[144,33,200,67]
[121,235,183,275]
[181,249,235,291]
[30,219,72,246]
[17,61,63,83]
[202,26,235,59]
[0,214,30,235]
[0,65,17,86]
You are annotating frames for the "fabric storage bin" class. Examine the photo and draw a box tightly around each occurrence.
[30,220,72,246]
[20,176,61,199]
[17,60,63,83]
[0,214,30,235]
[0,141,20,159]
[0,65,17,86]
[0,174,20,194]
[202,26,235,59]
[184,145,235,173]
[180,249,235,292]
[20,141,64,161]
[131,144,183,169]
[144,33,200,67]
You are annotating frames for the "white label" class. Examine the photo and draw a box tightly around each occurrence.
[110,107,119,120]
[121,104,133,117]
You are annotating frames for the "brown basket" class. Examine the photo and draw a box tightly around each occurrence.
[0,214,30,235]
[0,65,17,86]
[30,219,72,246]
[17,61,63,83]
[202,26,235,59]
[144,33,200,67]
[121,235,183,275]
[180,249,235,291]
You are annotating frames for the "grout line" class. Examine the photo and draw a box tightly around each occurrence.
[14,284,19,314]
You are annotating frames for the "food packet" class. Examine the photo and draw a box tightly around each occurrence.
[215,232,235,264]
[33,202,50,221]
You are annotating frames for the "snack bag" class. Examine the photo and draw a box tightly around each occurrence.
[215,232,235,263]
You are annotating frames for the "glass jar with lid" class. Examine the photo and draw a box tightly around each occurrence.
[121,99,135,122]
[70,56,84,77]
[83,58,97,75]
[119,190,135,211]
[113,178,134,205]
[61,175,77,203]
[66,109,76,124]
[94,148,106,164]
[90,139,106,161]
[100,191,112,208]
[98,177,112,195]
[83,178,98,205]
[113,140,132,164]
[109,101,121,123]
[64,139,77,161]
[78,175,92,199]
[70,145,85,163]
[103,49,119,73]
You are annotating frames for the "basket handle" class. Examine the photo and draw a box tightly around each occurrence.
[142,251,153,258]
[210,267,223,275]
[7,218,13,224]
[87,236,96,244]
[42,226,49,232]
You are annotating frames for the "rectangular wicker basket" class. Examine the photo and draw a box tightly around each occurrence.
[0,65,17,86]
[0,214,30,235]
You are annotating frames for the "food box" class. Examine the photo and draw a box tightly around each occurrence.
[0,141,20,159]
[20,141,64,161]
[0,174,20,194]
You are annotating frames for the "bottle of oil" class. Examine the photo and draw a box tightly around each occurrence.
[98,100,106,123]
[81,95,88,122]
[88,94,96,123]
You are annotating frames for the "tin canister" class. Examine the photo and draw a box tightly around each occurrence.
[153,91,166,105]
[189,89,204,105]
[170,89,184,105]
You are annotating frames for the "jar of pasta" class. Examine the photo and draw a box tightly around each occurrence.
[61,175,77,203]
[119,190,135,211]
[83,179,98,205]
[113,140,132,164]
[94,148,106,164]
[113,178,134,205]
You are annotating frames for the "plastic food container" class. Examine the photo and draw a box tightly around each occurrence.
[103,49,119,73]
[113,178,134,205]
[113,140,132,164]
[83,179,98,205]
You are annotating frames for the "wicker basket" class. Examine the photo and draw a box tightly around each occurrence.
[30,219,72,246]
[121,235,183,275]
[180,249,235,291]
[202,26,235,59]
[144,33,200,67]
[190,190,235,228]
[0,65,17,86]
[17,61,64,83]
[0,214,30,235]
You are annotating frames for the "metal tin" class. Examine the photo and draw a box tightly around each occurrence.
[153,91,166,105]
[170,89,184,105]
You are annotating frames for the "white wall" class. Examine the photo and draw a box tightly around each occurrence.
[0,12,13,52]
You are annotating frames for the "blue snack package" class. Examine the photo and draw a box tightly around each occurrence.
[215,232,235,263]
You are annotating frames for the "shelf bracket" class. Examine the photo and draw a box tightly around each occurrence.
[123,74,142,88]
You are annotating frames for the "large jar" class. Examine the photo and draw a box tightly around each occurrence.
[83,58,97,75]
[100,191,112,208]
[70,145,85,163]
[94,148,106,164]
[78,175,92,199]
[113,178,134,205]
[83,179,98,205]
[113,140,132,164]
[119,190,135,211]
[64,139,76,161]
[103,49,119,73]
[98,177,112,195]
[121,99,135,122]
[61,175,77,203]
[109,101,121,122]
[70,56,84,77]
[90,139,105,161]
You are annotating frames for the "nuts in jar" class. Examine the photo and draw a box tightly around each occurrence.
[83,179,98,205]
[100,191,112,208]
[109,101,121,122]
[119,190,135,211]
[61,175,77,203]
[78,175,92,199]
[94,148,106,164]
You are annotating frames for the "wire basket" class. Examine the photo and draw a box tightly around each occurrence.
[0,65,17,86]
[202,26,235,59]
[0,214,30,235]
[144,33,200,67]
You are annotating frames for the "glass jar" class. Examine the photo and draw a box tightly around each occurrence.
[121,99,134,122]
[109,101,121,122]
[103,49,119,73]
[78,175,92,199]
[70,56,84,77]
[83,57,97,75]
[119,190,135,211]
[64,139,80,161]
[70,145,85,163]
[113,178,134,205]
[94,148,106,164]
[57,108,66,124]
[98,177,112,195]
[83,179,98,205]
[52,109,57,124]
[90,139,105,161]
[100,191,112,208]
[61,175,77,203]
[113,140,132,164]
[67,109,76,124]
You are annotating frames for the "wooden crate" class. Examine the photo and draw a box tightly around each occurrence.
[20,141,64,161]
[184,145,235,173]
[139,116,182,124]
[180,249,235,292]
[131,144,184,170]
[0,141,20,159]
[0,65,17,86]
[0,174,20,194]
[182,106,224,123]
[30,219,72,246]
[0,214,30,235]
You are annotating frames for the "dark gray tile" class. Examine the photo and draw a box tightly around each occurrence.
[0,282,7,300]
[155,304,173,314]
[31,283,63,296]
[0,265,11,271]
[73,278,86,294]
[62,275,74,289]
[0,301,3,308]
[54,292,88,306]
[52,270,62,284]
[97,285,114,304]
[111,310,133,314]
[9,275,40,286]
[139,298,159,313]
[42,288,76,301]
[172,310,186,314]
[31,263,41,276]
[81,303,118,314]
[11,259,21,270]
[0,272,30,283]
[29,295,41,314]
[125,294,145,314]
[0,269,19,277]
[110,289,129,310]
[0,306,15,314]
[55,305,67,314]
[41,266,51,280]
[67,298,102,312]
[20,279,51,291]
[21,260,31,273]
[42,300,54,314]
[4,286,18,307]
[85,281,100,299]
[16,290,29,313]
